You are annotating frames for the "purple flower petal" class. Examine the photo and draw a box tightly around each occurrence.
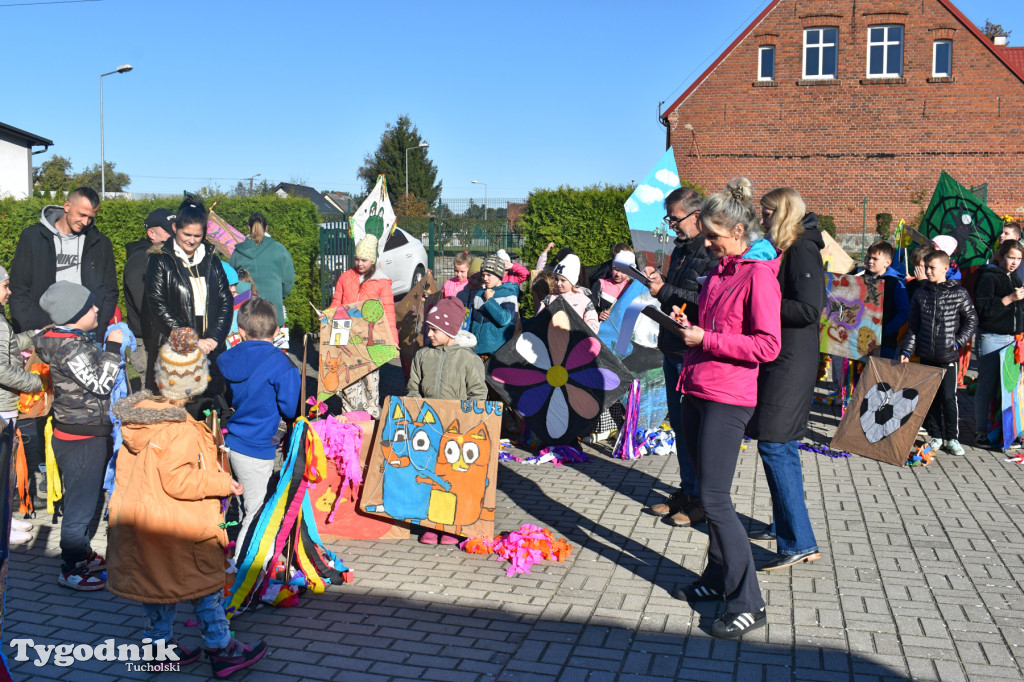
[564,337,601,371]
[569,367,620,391]
[517,383,553,417]
[491,367,547,387]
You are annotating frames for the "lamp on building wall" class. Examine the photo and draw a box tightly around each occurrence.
[684,123,701,160]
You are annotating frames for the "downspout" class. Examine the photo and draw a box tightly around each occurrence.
[658,101,670,150]
[31,144,50,155]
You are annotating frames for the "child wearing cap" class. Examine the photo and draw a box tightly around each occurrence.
[538,254,600,332]
[0,265,43,545]
[217,297,300,557]
[496,249,529,285]
[109,327,267,677]
[33,281,124,591]
[469,255,520,356]
[329,234,398,416]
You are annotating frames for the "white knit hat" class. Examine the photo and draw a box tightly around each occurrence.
[554,254,581,286]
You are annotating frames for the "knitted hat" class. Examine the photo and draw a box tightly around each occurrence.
[480,255,505,279]
[496,249,511,264]
[154,328,210,400]
[40,281,95,325]
[554,254,582,286]
[221,262,239,286]
[426,297,465,339]
[613,251,637,269]
[355,234,379,262]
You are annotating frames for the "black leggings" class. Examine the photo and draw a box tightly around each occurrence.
[679,395,764,613]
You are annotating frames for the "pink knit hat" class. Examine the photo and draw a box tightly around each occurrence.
[426,297,465,339]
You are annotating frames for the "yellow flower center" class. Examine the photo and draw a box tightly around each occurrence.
[546,365,568,388]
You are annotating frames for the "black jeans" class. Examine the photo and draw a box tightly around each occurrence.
[680,395,764,613]
[52,435,110,570]
[921,359,958,441]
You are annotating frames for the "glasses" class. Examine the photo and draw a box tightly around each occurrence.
[664,211,699,228]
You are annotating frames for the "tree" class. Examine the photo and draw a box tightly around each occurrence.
[73,161,131,193]
[357,115,441,208]
[34,155,74,192]
[393,193,430,218]
[982,19,1012,43]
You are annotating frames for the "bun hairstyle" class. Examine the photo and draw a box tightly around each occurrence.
[176,197,209,237]
[699,177,762,245]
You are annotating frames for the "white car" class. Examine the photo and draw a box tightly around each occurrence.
[379,227,428,295]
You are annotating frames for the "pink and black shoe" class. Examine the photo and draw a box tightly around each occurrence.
[206,638,267,678]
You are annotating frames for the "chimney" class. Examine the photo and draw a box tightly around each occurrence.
[994,35,1009,46]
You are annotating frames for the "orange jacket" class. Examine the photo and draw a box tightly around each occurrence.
[107,392,233,604]
[329,268,399,343]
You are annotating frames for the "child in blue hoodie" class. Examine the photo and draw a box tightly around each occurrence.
[216,297,300,556]
[863,241,909,359]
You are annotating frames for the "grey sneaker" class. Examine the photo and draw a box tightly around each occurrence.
[928,437,943,454]
[945,439,965,456]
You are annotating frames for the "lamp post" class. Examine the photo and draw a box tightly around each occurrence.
[245,172,262,194]
[405,142,429,197]
[100,64,133,197]
[471,180,488,220]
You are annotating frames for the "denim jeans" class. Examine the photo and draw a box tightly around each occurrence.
[662,357,698,497]
[974,333,1014,438]
[142,591,231,650]
[758,440,818,556]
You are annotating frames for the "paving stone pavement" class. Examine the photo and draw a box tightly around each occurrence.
[4,388,1024,681]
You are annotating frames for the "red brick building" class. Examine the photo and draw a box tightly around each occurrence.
[661,0,1024,234]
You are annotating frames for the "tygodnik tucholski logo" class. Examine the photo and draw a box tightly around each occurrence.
[9,637,181,672]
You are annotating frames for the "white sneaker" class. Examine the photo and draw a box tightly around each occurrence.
[10,518,32,533]
[9,530,30,546]
[927,438,943,454]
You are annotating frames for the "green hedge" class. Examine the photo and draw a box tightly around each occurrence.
[0,196,321,334]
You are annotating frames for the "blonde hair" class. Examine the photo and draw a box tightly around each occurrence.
[454,251,473,267]
[247,213,267,245]
[700,177,762,244]
[761,187,806,253]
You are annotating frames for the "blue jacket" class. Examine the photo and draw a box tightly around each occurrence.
[469,282,519,354]
[217,340,301,459]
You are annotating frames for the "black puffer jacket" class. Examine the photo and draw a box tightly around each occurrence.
[33,328,121,435]
[747,215,826,443]
[143,240,233,349]
[900,280,977,363]
[973,264,1024,336]
[656,236,718,361]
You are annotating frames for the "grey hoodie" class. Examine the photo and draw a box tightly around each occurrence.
[40,205,85,285]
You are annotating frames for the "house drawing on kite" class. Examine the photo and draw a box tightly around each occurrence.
[660,0,1024,234]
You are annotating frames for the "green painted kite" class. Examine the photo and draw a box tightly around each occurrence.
[920,171,1003,267]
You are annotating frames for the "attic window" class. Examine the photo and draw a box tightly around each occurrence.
[933,39,952,77]
[804,27,838,79]
[867,25,903,78]
[758,45,776,81]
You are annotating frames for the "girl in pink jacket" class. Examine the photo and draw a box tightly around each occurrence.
[671,178,781,640]
[536,254,599,333]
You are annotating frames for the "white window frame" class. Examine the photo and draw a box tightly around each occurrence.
[758,45,776,81]
[866,24,904,78]
[803,27,838,79]
[933,39,952,77]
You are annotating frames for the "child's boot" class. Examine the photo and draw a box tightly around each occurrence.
[206,638,267,678]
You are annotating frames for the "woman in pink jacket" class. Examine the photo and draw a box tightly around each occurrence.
[672,178,782,639]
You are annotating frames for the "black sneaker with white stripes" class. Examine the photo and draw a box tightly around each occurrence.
[672,582,724,602]
[711,608,766,638]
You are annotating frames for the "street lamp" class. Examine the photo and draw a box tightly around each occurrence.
[100,63,133,197]
[405,142,429,197]
[471,180,488,220]
[244,172,262,194]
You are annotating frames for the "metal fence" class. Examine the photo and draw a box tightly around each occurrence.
[319,221,354,307]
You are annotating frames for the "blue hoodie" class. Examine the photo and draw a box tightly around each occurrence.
[217,339,301,459]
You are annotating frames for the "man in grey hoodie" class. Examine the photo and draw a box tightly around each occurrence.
[9,187,117,336]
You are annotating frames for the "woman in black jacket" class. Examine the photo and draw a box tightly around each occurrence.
[143,199,233,399]
[973,239,1024,446]
[746,187,824,571]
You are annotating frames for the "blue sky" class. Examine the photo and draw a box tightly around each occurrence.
[2,0,1020,201]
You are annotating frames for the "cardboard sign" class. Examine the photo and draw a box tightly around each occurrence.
[318,299,399,397]
[206,209,247,258]
[360,397,500,539]
[395,272,441,361]
[820,273,883,360]
[820,231,854,274]
[831,358,944,466]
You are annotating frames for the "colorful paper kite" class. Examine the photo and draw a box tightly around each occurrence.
[920,171,1004,268]
[624,148,682,271]
[349,174,396,261]
[318,299,400,397]
[820,273,884,361]
[486,296,633,445]
[999,343,1024,450]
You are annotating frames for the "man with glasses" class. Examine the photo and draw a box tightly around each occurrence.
[644,187,717,527]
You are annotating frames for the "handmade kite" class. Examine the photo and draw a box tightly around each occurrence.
[624,148,681,270]
[349,174,396,261]
[820,273,884,360]
[820,231,854,274]
[831,357,945,467]
[999,344,1024,450]
[318,299,399,398]
[487,296,633,445]
[919,171,1003,268]
[206,208,247,258]
[360,397,501,540]
[309,416,409,540]
[395,271,441,362]
[227,418,352,618]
